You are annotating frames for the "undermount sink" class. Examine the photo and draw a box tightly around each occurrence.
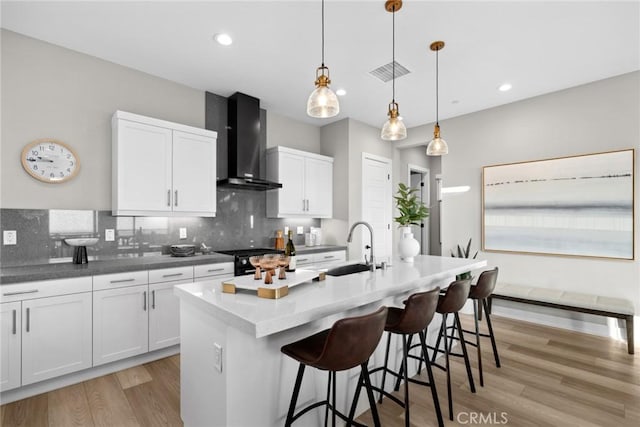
[325,263,372,277]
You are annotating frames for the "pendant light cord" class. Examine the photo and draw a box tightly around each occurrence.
[435,48,439,125]
[321,0,325,67]
[392,5,396,103]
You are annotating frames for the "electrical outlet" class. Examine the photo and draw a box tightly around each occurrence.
[179,227,187,239]
[297,226,304,235]
[3,230,17,245]
[284,226,289,235]
[214,343,223,373]
[105,229,115,242]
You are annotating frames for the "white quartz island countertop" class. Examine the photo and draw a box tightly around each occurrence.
[174,255,488,339]
[174,255,488,427]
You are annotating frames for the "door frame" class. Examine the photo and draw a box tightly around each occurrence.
[407,164,430,255]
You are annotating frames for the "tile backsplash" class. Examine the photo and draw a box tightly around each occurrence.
[0,188,319,267]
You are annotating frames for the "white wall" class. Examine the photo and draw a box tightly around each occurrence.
[1,30,322,211]
[410,72,640,338]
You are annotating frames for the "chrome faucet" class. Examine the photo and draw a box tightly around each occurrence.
[347,221,375,271]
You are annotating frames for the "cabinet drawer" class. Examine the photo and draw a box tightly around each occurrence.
[313,251,346,264]
[194,262,234,279]
[1,277,92,303]
[295,255,314,266]
[93,270,148,291]
[149,266,194,284]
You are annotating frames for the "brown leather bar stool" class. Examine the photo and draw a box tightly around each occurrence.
[462,267,501,387]
[369,288,444,427]
[281,306,388,427]
[429,278,476,421]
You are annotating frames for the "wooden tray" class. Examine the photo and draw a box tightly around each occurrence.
[221,269,322,299]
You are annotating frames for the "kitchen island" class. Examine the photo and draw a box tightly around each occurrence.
[174,255,487,427]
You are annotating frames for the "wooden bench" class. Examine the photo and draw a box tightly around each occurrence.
[487,283,635,354]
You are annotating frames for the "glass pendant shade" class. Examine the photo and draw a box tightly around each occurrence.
[307,71,339,118]
[426,123,448,155]
[381,102,407,140]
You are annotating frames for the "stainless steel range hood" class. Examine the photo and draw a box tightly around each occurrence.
[207,92,282,191]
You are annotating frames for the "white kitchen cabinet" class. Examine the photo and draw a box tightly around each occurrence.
[112,111,217,217]
[0,302,21,392]
[148,266,193,352]
[21,292,93,386]
[296,250,346,268]
[266,146,333,218]
[93,285,149,366]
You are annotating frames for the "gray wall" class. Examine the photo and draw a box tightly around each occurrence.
[1,30,321,211]
[410,71,640,336]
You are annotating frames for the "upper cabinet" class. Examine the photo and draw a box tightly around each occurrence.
[112,111,217,217]
[266,146,333,218]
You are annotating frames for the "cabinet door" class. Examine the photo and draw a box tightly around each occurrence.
[305,157,333,218]
[114,119,173,214]
[21,293,92,386]
[1,302,21,391]
[277,152,306,216]
[172,131,217,216]
[149,280,189,351]
[93,286,149,366]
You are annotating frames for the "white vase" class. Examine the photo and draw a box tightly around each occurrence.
[398,226,420,262]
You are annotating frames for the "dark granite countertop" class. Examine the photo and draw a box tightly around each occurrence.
[0,246,347,285]
[296,245,347,255]
[0,253,234,285]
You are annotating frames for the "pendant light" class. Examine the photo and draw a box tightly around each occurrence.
[381,0,407,141]
[307,0,339,118]
[426,41,449,156]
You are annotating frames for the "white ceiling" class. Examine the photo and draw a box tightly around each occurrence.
[2,1,639,129]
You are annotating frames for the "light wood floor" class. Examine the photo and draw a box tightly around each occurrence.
[1,315,637,426]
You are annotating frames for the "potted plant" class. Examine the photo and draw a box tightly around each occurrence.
[394,183,429,262]
[451,238,478,280]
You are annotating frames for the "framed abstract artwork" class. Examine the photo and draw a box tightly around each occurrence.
[482,149,634,259]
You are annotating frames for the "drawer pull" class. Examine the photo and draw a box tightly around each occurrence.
[162,273,183,278]
[298,258,309,262]
[12,309,16,335]
[110,278,135,284]
[3,289,38,296]
[207,268,225,273]
[324,255,335,259]
[26,307,30,332]
[143,291,147,311]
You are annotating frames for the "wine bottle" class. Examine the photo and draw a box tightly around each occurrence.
[285,230,296,272]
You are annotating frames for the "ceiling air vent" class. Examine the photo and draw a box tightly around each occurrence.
[369,61,411,83]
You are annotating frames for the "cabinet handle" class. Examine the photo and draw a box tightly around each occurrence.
[26,307,30,333]
[298,258,309,263]
[324,255,335,259]
[143,291,147,311]
[152,290,156,309]
[162,273,183,278]
[12,309,16,335]
[175,190,178,207]
[302,199,306,211]
[110,278,135,284]
[306,199,310,211]
[207,268,225,273]
[3,289,38,296]
[167,189,171,207]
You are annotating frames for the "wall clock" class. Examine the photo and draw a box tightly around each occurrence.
[21,138,80,183]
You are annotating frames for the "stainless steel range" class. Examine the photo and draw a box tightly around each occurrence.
[216,248,284,276]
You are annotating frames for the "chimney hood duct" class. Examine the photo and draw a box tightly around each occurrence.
[210,92,282,191]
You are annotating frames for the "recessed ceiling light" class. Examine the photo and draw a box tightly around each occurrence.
[336,89,347,96]
[498,83,512,92]
[214,33,233,46]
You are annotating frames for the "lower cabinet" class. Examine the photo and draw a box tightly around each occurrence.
[21,292,93,386]
[93,285,149,366]
[0,302,21,392]
[148,279,190,351]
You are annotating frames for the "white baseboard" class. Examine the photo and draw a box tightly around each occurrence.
[0,345,179,405]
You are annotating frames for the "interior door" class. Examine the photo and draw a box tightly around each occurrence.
[172,130,217,215]
[361,154,392,263]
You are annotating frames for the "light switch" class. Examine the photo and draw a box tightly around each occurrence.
[297,226,304,235]
[179,227,187,239]
[3,230,17,245]
[105,229,115,242]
